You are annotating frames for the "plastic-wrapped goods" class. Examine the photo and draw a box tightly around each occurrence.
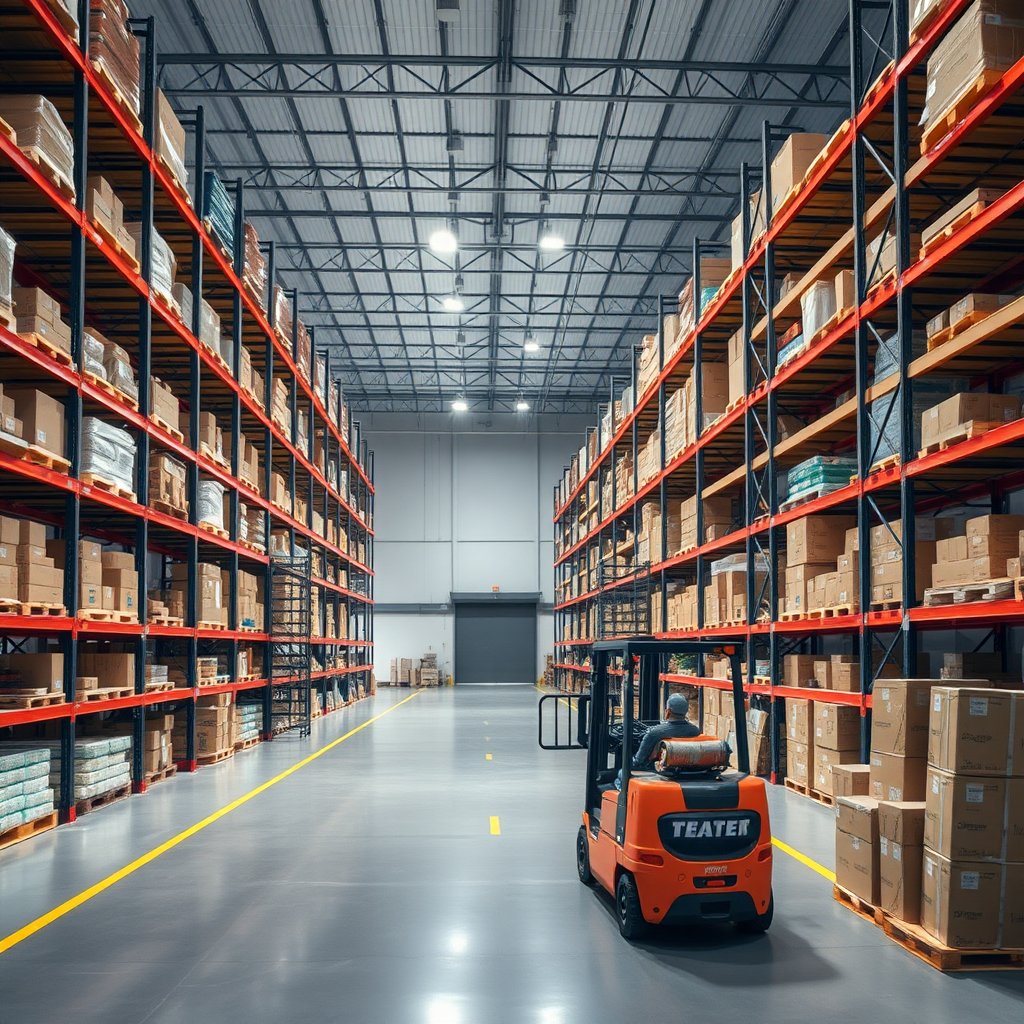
[154,88,187,189]
[242,222,266,302]
[125,223,176,307]
[0,225,14,313]
[328,381,340,425]
[272,285,293,343]
[922,1,1024,142]
[799,280,837,340]
[315,354,327,402]
[172,282,193,330]
[197,479,225,530]
[202,171,235,256]
[199,298,221,353]
[100,338,138,403]
[88,0,141,115]
[2,95,75,198]
[786,456,858,502]
[244,504,266,550]
[82,330,109,380]
[81,416,136,491]
[296,320,311,381]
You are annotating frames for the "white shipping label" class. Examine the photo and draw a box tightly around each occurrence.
[36,429,45,443]
[932,776,940,794]
[3,416,13,431]
[881,688,891,701]
[966,784,985,804]
[852,837,861,851]
[926,858,933,877]
[934,694,942,711]
[880,837,888,855]
[0,546,5,558]
[960,871,980,891]
[969,697,989,717]
[893,842,902,862]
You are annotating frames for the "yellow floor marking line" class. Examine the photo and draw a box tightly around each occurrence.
[485,753,493,760]
[489,816,501,835]
[772,836,836,882]
[0,690,424,956]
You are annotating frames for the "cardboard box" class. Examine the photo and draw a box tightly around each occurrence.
[924,768,1007,861]
[79,582,101,609]
[786,698,812,745]
[8,389,64,456]
[833,763,871,797]
[870,679,935,757]
[869,751,927,802]
[784,654,819,689]
[814,747,862,795]
[0,652,63,691]
[836,794,879,842]
[929,685,1022,776]
[835,826,879,904]
[921,851,1001,950]
[101,551,135,570]
[76,651,134,689]
[770,133,828,215]
[814,703,861,752]
[937,393,1020,434]
[787,740,811,786]
[786,515,856,566]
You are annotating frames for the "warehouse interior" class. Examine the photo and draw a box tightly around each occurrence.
[2,0,1024,1021]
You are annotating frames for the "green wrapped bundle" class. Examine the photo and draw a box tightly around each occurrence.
[203,171,235,256]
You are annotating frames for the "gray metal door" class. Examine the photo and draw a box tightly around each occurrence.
[454,601,536,684]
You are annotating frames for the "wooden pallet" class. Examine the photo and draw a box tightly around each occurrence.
[0,811,58,853]
[19,144,74,197]
[0,690,65,709]
[77,608,137,623]
[238,539,266,555]
[778,610,809,622]
[145,763,178,786]
[76,783,131,815]
[869,599,902,612]
[779,484,848,512]
[150,414,184,444]
[833,883,1024,971]
[197,620,227,631]
[91,216,141,274]
[199,441,228,468]
[923,578,1016,607]
[198,521,230,540]
[819,603,859,618]
[75,685,134,702]
[234,736,260,752]
[147,615,185,628]
[784,777,834,807]
[909,0,949,44]
[0,600,66,617]
[921,69,1005,153]
[917,419,1006,456]
[144,680,176,692]
[21,444,71,472]
[18,330,74,366]
[150,498,189,522]
[196,747,234,766]
[853,453,900,481]
[80,472,136,501]
[91,57,143,134]
[82,369,140,411]
[155,152,191,206]
[921,202,993,259]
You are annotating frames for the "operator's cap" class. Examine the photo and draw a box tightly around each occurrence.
[666,693,688,716]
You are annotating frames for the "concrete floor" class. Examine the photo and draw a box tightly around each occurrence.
[1,685,1023,1024]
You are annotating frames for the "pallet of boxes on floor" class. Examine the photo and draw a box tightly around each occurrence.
[0,745,57,851]
[386,652,442,687]
[831,677,1024,970]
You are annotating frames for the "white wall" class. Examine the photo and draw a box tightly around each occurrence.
[364,411,590,680]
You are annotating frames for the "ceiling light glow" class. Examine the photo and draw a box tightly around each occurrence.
[442,293,465,312]
[451,399,468,412]
[429,228,459,254]
[523,339,540,353]
[538,228,565,251]
[516,400,530,411]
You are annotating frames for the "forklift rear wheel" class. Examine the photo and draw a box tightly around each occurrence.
[576,826,595,885]
[616,872,648,940]
[737,891,774,934]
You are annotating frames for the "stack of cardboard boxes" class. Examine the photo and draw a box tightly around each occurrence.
[870,518,937,608]
[920,392,1020,452]
[84,175,136,260]
[237,569,264,630]
[173,692,235,760]
[271,378,291,435]
[812,703,862,796]
[930,514,1024,590]
[103,713,173,776]
[783,514,855,616]
[12,286,71,355]
[148,452,187,514]
[922,685,1024,949]
[149,375,180,434]
[99,551,138,619]
[5,388,65,459]
[703,553,768,627]
[168,561,222,626]
[0,652,63,699]
[2,518,64,609]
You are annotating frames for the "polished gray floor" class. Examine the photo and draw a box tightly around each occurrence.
[1,685,1023,1024]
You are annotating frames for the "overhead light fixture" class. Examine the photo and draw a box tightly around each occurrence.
[451,399,468,412]
[523,333,540,353]
[538,224,565,251]
[436,0,460,22]
[429,227,458,254]
[442,293,465,312]
[516,399,530,411]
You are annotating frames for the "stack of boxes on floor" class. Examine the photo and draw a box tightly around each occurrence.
[174,691,235,761]
[234,703,263,747]
[833,679,1024,950]
[0,518,63,610]
[45,736,132,805]
[0,748,55,833]
[387,654,441,687]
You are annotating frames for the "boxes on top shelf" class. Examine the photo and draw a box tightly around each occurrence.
[1,95,76,198]
[154,87,187,188]
[769,133,828,215]
[89,0,141,114]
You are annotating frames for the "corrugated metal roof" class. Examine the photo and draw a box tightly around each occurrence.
[132,0,852,411]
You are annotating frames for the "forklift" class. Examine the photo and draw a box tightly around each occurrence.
[539,638,773,939]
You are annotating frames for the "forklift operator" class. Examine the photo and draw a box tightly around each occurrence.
[631,693,699,771]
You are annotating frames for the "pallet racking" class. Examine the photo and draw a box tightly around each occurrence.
[552,0,1024,786]
[0,0,373,824]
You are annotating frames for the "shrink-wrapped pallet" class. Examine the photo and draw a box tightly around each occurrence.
[88,0,140,114]
[82,331,108,380]
[197,479,225,530]
[81,416,136,491]
[172,282,193,330]
[2,95,75,198]
[0,225,14,313]
[154,87,187,188]
[296,320,311,381]
[800,280,837,340]
[100,337,138,403]
[242,222,266,301]
[272,285,293,342]
[202,171,235,255]
[149,451,187,511]
[126,223,176,306]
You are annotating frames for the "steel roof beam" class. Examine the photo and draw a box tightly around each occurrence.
[243,209,734,222]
